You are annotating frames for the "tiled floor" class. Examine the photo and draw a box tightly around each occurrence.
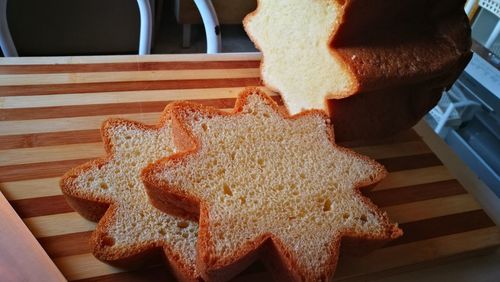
[153,23,257,54]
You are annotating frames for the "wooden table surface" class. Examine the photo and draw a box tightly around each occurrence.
[0,53,499,281]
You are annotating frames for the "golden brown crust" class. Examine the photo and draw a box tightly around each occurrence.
[59,108,199,282]
[328,83,444,141]
[142,87,402,281]
[332,0,471,92]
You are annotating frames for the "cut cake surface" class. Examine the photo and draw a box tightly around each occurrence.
[60,111,199,281]
[143,88,402,281]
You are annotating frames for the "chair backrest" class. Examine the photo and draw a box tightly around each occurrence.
[0,0,17,56]
[0,0,221,57]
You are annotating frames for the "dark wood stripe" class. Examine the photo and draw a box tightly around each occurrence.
[0,61,261,74]
[379,153,442,172]
[0,158,93,182]
[0,99,237,121]
[0,127,414,150]
[0,115,406,152]
[74,260,269,282]
[9,195,73,218]
[38,231,93,258]
[386,210,495,247]
[0,78,262,97]
[0,149,434,183]
[1,96,283,121]
[365,180,466,207]
[73,265,174,282]
[338,130,421,148]
[0,130,102,150]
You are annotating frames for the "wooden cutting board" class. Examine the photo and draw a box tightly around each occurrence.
[0,53,499,281]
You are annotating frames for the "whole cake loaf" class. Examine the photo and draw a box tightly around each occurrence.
[244,0,471,140]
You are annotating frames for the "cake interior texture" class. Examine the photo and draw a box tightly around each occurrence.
[245,0,355,113]
[68,121,198,272]
[154,93,396,277]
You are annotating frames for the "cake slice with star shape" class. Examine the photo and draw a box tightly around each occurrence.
[142,88,402,281]
[60,110,199,281]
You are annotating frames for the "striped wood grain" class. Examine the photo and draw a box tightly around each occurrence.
[0,140,432,167]
[0,69,260,86]
[0,157,446,202]
[0,54,498,281]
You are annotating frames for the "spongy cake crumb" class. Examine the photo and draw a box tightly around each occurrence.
[148,90,400,279]
[61,118,199,279]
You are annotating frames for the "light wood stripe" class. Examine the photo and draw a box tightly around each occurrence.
[374,166,454,191]
[24,193,479,239]
[384,194,481,224]
[0,143,104,166]
[335,226,500,279]
[0,139,431,167]
[353,141,431,160]
[0,87,261,109]
[24,212,96,238]
[0,113,161,136]
[53,253,125,281]
[1,177,62,200]
[0,107,241,136]
[0,69,260,86]
[0,53,262,65]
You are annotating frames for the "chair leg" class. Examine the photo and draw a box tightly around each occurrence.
[136,0,152,55]
[182,24,191,48]
[0,0,18,57]
[193,0,221,54]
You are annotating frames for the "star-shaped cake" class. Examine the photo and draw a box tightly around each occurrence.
[142,88,402,281]
[60,111,199,281]
[244,0,471,116]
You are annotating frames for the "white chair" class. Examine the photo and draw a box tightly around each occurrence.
[0,0,221,56]
[0,0,16,56]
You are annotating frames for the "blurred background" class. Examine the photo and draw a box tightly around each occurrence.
[2,0,257,56]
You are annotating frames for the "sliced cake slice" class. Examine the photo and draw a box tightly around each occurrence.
[142,88,402,281]
[60,110,199,281]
